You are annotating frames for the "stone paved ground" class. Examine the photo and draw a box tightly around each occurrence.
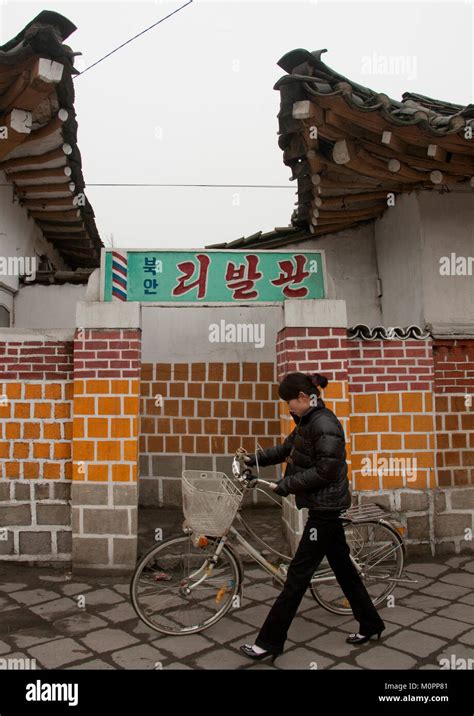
[0,507,473,670]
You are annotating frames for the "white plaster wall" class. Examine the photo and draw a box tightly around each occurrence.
[0,172,69,325]
[14,283,87,329]
[282,222,382,327]
[418,191,474,328]
[374,190,474,329]
[374,192,425,327]
[141,304,283,362]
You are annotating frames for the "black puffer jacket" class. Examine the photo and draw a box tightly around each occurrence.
[248,397,351,512]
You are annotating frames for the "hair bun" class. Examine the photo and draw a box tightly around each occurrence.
[310,373,328,389]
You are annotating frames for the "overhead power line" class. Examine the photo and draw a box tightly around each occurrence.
[0,183,294,188]
[74,0,193,78]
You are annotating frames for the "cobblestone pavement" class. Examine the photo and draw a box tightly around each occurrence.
[0,508,473,670]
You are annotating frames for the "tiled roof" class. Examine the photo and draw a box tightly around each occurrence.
[273,48,474,236]
[0,11,102,269]
[206,225,312,250]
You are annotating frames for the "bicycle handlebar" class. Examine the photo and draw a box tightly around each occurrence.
[239,473,275,489]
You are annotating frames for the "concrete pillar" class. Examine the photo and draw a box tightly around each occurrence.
[277,300,350,554]
[71,302,141,574]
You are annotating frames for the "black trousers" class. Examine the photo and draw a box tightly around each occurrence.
[255,509,385,653]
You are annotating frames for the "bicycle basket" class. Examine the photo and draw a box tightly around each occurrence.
[181,470,243,536]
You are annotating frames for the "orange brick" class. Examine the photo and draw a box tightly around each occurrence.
[74,440,95,461]
[23,462,39,478]
[74,397,95,415]
[88,418,109,438]
[130,380,140,395]
[131,463,138,481]
[97,397,122,415]
[413,415,433,432]
[44,423,61,440]
[25,384,43,399]
[354,435,378,451]
[111,380,129,394]
[5,383,21,399]
[353,473,380,491]
[54,443,71,460]
[0,442,10,458]
[45,384,62,400]
[416,452,434,468]
[96,441,122,461]
[0,404,11,419]
[23,422,40,439]
[6,462,20,478]
[350,416,366,433]
[34,403,51,419]
[111,418,131,438]
[86,379,110,394]
[324,381,343,399]
[74,380,84,396]
[6,422,21,439]
[424,393,433,411]
[55,404,71,419]
[112,464,131,481]
[44,463,61,479]
[335,400,350,417]
[63,422,73,440]
[405,434,428,449]
[72,462,84,481]
[380,434,402,450]
[378,394,400,413]
[33,443,50,459]
[367,416,389,433]
[65,382,74,400]
[88,464,109,481]
[64,462,72,479]
[123,397,139,415]
[123,440,138,461]
[13,442,29,459]
[401,392,423,412]
[14,403,30,419]
[352,394,377,413]
[73,418,84,439]
[391,415,412,432]
[382,474,405,489]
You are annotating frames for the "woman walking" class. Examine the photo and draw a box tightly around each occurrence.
[239,372,385,663]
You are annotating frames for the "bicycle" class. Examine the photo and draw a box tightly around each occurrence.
[130,453,417,635]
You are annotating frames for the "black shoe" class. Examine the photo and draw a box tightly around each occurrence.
[346,628,385,645]
[240,644,281,663]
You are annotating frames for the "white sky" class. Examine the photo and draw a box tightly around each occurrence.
[1,0,472,250]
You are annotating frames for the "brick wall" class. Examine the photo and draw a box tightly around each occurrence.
[276,327,352,546]
[139,361,280,505]
[275,328,473,557]
[0,339,73,561]
[71,329,141,572]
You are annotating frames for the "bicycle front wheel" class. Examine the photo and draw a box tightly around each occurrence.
[310,520,404,614]
[130,534,241,635]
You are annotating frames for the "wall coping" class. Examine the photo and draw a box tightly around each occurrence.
[281,299,347,328]
[76,301,141,329]
[0,328,73,342]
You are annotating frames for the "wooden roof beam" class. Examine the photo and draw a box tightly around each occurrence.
[0,108,32,160]
[0,58,64,114]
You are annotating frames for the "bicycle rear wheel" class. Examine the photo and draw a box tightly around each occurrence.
[130,534,241,635]
[310,520,404,614]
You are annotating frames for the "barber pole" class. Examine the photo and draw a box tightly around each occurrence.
[112,251,128,301]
